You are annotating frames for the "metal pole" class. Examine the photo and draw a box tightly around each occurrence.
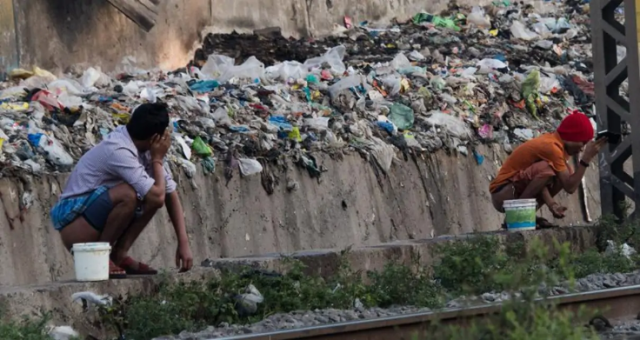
[592,0,640,218]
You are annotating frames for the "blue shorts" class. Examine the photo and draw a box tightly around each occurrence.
[50,186,113,232]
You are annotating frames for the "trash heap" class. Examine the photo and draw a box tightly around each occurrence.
[0,2,603,193]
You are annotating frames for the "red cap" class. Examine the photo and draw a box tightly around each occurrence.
[557,112,594,143]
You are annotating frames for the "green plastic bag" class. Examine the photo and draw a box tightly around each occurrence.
[192,136,213,157]
[388,103,415,130]
[521,69,541,119]
[412,12,460,31]
[433,17,461,31]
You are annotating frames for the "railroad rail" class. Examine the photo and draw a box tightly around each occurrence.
[218,285,640,340]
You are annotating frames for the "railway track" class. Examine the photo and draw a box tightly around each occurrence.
[218,285,640,340]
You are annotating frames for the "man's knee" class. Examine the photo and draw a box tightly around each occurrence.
[109,184,138,209]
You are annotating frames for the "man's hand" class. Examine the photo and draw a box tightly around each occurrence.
[549,202,568,219]
[176,242,193,272]
[582,138,607,164]
[150,129,171,161]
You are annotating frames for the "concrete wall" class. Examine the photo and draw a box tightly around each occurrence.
[0,0,489,73]
[0,145,602,287]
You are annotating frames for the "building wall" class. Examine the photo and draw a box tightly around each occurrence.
[0,0,497,73]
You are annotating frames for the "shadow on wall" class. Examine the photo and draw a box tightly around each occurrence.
[42,0,110,55]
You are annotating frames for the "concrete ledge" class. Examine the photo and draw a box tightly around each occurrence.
[207,225,600,278]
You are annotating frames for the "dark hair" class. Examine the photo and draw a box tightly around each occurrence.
[127,103,170,140]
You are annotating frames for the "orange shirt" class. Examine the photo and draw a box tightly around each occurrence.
[489,132,568,193]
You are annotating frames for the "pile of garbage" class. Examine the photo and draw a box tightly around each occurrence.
[0,2,603,192]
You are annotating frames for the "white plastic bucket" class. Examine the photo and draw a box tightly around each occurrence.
[503,199,537,231]
[71,242,111,281]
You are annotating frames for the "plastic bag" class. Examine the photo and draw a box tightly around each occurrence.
[377,115,398,134]
[467,6,491,28]
[175,96,209,116]
[236,284,264,315]
[29,133,74,167]
[0,86,27,100]
[192,136,212,157]
[388,103,415,130]
[390,53,411,70]
[535,40,554,50]
[477,58,508,74]
[278,61,308,80]
[328,75,366,98]
[381,74,403,96]
[211,107,232,126]
[238,158,263,176]
[521,69,541,119]
[532,22,551,37]
[539,75,560,94]
[48,79,88,96]
[81,67,101,88]
[407,50,425,61]
[32,90,63,111]
[201,54,235,79]
[57,92,83,108]
[218,56,265,83]
[368,137,395,172]
[179,158,197,178]
[510,21,539,41]
[303,45,346,75]
[425,112,472,139]
[304,117,330,130]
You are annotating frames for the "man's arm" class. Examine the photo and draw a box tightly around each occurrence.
[165,191,188,245]
[556,165,587,195]
[557,139,607,194]
[165,191,193,271]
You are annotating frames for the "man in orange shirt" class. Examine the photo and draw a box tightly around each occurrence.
[489,112,606,228]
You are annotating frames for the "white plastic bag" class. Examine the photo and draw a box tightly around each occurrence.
[476,59,508,74]
[304,117,331,130]
[211,107,232,126]
[218,56,265,83]
[510,21,539,41]
[48,79,88,96]
[539,75,560,94]
[57,92,83,108]
[535,40,554,50]
[238,158,263,176]
[328,75,366,98]
[467,6,491,28]
[81,67,101,88]
[38,134,74,167]
[368,137,395,172]
[390,53,412,70]
[265,61,308,81]
[48,326,79,340]
[0,86,27,100]
[532,22,552,37]
[303,45,346,75]
[425,112,472,139]
[201,54,235,80]
[407,50,426,61]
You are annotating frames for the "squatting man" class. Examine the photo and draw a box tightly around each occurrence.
[489,111,606,228]
[50,103,193,278]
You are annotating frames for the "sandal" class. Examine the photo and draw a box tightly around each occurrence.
[118,256,158,275]
[109,261,127,279]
